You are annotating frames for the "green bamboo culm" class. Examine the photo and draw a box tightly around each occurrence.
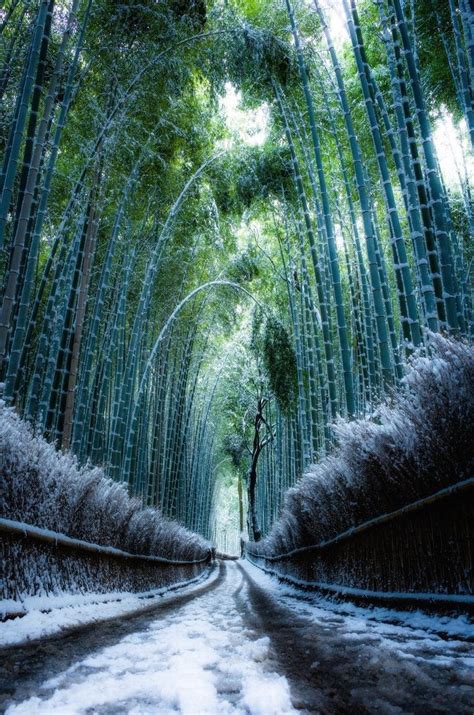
[285,0,355,416]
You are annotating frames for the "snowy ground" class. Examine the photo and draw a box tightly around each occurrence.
[245,559,474,643]
[242,560,474,713]
[1,560,473,714]
[2,562,295,715]
[0,569,214,648]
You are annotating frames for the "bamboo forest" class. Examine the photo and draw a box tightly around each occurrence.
[1,0,473,712]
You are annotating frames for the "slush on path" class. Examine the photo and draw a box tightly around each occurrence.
[2,561,473,715]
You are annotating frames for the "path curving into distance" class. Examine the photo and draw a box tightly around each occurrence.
[1,561,473,714]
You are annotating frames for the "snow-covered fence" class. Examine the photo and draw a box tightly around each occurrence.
[246,477,474,608]
[246,336,474,608]
[0,399,212,604]
[215,551,239,561]
[1,518,211,605]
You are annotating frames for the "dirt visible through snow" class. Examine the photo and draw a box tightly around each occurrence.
[1,561,473,714]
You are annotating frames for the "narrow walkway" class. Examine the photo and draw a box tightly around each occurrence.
[1,561,473,714]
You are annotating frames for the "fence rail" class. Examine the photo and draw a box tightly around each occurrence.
[246,478,474,610]
[215,551,238,561]
[0,518,210,564]
[1,518,212,603]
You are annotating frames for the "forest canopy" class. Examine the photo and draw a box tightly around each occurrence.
[0,0,472,551]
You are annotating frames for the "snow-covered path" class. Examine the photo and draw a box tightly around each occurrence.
[1,561,473,714]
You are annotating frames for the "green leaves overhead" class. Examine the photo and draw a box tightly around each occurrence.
[91,0,206,42]
[250,308,297,413]
[212,146,295,215]
[227,249,261,284]
[224,23,297,100]
[262,316,297,413]
[0,0,472,550]
[236,146,294,207]
[415,0,460,115]
[171,0,207,29]
[223,433,247,468]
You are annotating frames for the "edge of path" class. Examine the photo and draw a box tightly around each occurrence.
[0,561,224,655]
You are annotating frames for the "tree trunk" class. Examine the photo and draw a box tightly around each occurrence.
[238,474,244,555]
[247,397,268,542]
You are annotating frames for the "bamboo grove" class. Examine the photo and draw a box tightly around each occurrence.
[1,0,472,546]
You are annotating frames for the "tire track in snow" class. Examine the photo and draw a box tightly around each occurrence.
[235,562,346,713]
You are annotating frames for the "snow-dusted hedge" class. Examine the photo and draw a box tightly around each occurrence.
[0,403,211,563]
[251,334,474,557]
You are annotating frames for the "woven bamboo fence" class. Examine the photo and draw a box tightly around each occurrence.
[1,518,212,606]
[246,478,474,610]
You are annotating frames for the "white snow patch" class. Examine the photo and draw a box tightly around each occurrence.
[5,561,473,714]
[243,673,295,715]
[0,569,216,647]
[4,564,298,715]
[242,560,474,671]
[242,560,474,641]
[240,635,271,662]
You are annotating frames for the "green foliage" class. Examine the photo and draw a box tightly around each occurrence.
[212,146,294,215]
[1,0,471,549]
[250,305,265,356]
[223,22,297,101]
[171,0,207,29]
[223,433,246,467]
[262,316,297,413]
[415,0,459,115]
[236,146,293,207]
[227,249,260,284]
[249,308,297,412]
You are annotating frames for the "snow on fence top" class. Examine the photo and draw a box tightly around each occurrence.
[0,518,211,565]
[246,476,474,561]
[0,400,211,563]
[249,334,474,559]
